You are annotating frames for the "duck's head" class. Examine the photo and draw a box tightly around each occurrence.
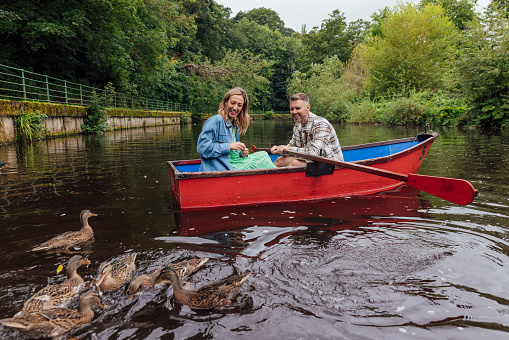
[80,290,105,309]
[154,266,177,282]
[67,255,91,273]
[81,210,98,220]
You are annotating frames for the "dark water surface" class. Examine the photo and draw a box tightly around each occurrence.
[0,121,508,339]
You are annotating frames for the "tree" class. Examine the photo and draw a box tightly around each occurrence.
[228,17,301,110]
[287,56,349,121]
[299,10,369,72]
[358,3,459,97]
[489,0,509,17]
[182,0,231,62]
[419,0,479,30]
[185,50,273,112]
[456,10,509,126]
[242,7,285,34]
[0,0,196,98]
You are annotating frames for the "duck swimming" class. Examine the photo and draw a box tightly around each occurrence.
[32,210,97,253]
[93,253,137,292]
[126,258,209,295]
[19,255,91,314]
[0,290,104,339]
[156,266,251,310]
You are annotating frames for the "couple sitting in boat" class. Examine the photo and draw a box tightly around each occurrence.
[196,88,344,172]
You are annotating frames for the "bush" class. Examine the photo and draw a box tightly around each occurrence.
[15,109,47,142]
[264,110,275,119]
[346,99,378,124]
[82,84,114,134]
[180,112,191,124]
[192,112,203,123]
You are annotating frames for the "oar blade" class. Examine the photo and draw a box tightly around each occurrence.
[408,174,478,205]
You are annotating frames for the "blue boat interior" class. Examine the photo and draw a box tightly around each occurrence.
[174,139,424,173]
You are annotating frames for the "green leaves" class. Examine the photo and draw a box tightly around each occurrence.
[15,110,47,142]
[359,3,459,98]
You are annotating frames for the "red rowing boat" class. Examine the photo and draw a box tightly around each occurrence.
[167,132,477,210]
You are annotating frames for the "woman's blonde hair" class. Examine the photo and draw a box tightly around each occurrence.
[218,87,250,135]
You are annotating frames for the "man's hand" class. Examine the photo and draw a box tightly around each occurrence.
[271,145,291,155]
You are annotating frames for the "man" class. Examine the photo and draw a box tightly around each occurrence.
[270,93,343,167]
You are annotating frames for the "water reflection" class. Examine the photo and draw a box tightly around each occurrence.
[160,186,430,259]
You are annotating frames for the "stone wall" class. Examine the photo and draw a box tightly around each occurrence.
[0,99,185,145]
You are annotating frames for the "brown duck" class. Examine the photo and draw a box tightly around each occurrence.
[0,290,104,339]
[156,266,251,309]
[93,253,137,292]
[19,255,91,314]
[32,210,97,253]
[126,258,209,295]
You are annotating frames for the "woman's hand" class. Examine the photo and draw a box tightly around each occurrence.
[241,148,249,157]
[230,142,246,151]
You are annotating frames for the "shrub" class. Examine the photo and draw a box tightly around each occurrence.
[180,112,191,124]
[15,109,47,142]
[264,110,275,119]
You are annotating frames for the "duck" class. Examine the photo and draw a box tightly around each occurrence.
[19,255,91,314]
[93,253,137,292]
[0,162,6,173]
[32,210,97,253]
[126,258,209,295]
[0,290,104,339]
[156,266,251,310]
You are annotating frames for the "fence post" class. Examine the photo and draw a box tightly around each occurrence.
[22,70,27,100]
[46,76,50,102]
[64,80,68,104]
[79,84,83,105]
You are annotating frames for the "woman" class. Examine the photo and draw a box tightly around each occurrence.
[197,87,276,172]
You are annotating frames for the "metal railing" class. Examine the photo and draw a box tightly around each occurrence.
[0,64,188,112]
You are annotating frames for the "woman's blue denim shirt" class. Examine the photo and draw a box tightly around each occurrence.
[197,114,240,172]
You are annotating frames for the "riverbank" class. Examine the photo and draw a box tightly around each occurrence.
[0,99,184,145]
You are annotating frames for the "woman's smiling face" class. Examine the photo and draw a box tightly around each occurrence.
[226,94,244,120]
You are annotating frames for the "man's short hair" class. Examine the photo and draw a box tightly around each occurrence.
[290,93,309,104]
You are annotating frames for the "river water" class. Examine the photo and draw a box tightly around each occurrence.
[0,121,508,339]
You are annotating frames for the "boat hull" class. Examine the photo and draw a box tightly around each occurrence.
[168,132,438,210]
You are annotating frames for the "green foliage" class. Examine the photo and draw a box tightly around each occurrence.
[264,110,275,119]
[192,112,203,123]
[234,7,285,34]
[15,110,47,142]
[359,3,459,98]
[185,50,273,113]
[298,10,369,71]
[419,0,479,30]
[455,10,509,127]
[489,0,509,17]
[288,55,351,122]
[0,0,196,98]
[183,0,230,62]
[82,84,114,134]
[180,112,191,124]
[347,91,469,126]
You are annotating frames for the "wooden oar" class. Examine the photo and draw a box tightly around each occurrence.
[254,146,478,206]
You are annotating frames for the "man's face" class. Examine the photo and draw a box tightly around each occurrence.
[226,94,244,120]
[290,99,310,124]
